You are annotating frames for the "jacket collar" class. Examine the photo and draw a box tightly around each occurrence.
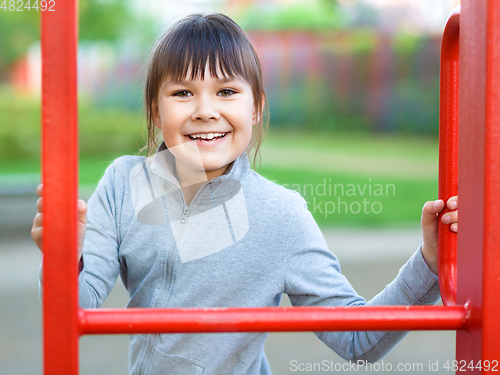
[149,141,251,188]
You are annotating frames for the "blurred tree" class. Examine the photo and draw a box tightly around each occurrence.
[238,0,345,31]
[0,0,133,80]
[0,7,38,80]
[79,0,132,41]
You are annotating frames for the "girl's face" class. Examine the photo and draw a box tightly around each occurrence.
[153,67,257,179]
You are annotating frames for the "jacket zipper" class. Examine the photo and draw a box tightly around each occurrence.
[137,179,218,374]
[137,229,178,375]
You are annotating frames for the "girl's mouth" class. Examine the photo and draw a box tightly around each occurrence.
[188,132,228,142]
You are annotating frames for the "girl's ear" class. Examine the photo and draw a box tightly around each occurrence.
[252,105,262,127]
[152,104,162,129]
[252,94,266,126]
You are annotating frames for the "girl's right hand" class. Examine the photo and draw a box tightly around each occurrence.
[31,184,88,261]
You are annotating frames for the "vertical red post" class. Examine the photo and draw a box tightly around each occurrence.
[482,0,500,362]
[41,1,80,374]
[457,0,500,369]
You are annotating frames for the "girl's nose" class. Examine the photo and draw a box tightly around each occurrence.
[192,97,220,121]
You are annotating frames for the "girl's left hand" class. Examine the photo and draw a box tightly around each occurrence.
[420,196,458,275]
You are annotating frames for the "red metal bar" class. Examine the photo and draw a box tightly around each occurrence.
[482,0,500,362]
[438,6,460,307]
[457,0,500,369]
[456,0,486,365]
[41,1,80,374]
[79,306,467,335]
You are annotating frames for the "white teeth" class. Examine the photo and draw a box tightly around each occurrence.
[189,132,226,141]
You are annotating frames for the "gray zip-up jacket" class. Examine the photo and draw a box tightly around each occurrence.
[77,143,440,375]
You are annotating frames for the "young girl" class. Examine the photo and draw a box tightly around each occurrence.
[32,13,458,375]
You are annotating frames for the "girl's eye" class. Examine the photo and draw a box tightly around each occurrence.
[219,89,236,97]
[173,90,191,97]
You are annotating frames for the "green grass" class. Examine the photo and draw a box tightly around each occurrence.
[258,165,436,227]
[0,154,129,186]
[254,130,438,227]
[259,130,438,180]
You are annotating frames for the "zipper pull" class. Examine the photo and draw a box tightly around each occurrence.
[180,206,188,224]
[210,177,222,185]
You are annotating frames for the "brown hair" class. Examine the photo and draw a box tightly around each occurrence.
[143,13,268,168]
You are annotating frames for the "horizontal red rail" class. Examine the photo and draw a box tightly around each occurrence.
[79,306,468,335]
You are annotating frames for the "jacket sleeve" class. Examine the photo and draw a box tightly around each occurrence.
[37,162,124,308]
[77,161,124,308]
[282,199,440,363]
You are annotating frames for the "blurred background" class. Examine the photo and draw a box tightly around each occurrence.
[0,0,459,374]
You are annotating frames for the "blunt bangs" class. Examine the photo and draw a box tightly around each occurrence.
[149,14,262,106]
[164,16,255,84]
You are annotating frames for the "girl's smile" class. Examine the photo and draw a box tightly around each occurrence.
[185,131,229,147]
[152,68,256,181]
